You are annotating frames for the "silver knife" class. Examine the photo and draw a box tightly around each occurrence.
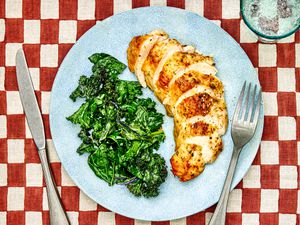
[16,49,70,225]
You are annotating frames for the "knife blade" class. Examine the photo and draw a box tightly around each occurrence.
[16,49,45,150]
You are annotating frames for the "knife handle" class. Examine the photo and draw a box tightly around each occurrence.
[38,148,70,225]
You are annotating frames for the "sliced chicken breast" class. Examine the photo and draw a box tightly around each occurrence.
[127,30,228,182]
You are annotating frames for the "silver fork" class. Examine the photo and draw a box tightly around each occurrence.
[208,81,262,225]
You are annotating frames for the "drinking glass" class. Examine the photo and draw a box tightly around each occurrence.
[240,0,300,43]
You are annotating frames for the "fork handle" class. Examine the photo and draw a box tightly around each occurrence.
[208,146,241,225]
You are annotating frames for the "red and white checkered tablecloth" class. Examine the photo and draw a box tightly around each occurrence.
[0,0,299,224]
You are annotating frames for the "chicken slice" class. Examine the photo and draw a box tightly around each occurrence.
[141,38,182,90]
[170,135,223,182]
[175,111,228,146]
[153,51,214,112]
[176,120,217,147]
[174,86,221,115]
[173,86,227,136]
[170,143,205,180]
[127,30,168,87]
[163,65,219,113]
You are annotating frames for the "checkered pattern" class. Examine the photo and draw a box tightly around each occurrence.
[0,0,299,224]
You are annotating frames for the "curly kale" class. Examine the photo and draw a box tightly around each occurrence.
[67,53,167,197]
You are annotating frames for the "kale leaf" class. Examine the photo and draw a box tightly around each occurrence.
[69,70,105,101]
[70,53,126,101]
[67,53,167,197]
[90,53,127,80]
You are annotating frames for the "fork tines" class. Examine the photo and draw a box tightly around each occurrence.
[233,81,262,126]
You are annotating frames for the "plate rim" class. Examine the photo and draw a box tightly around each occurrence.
[49,6,264,221]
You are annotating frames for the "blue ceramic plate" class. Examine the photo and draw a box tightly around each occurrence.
[50,7,264,221]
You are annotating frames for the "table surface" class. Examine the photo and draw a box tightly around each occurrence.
[0,1,299,225]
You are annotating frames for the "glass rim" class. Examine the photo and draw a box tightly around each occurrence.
[240,1,300,40]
